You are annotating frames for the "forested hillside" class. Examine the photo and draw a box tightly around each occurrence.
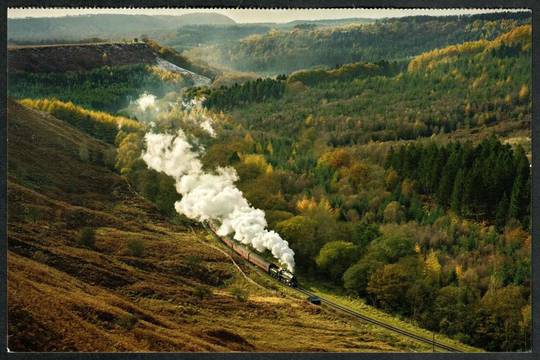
[6,14,532,352]
[175,25,531,351]
[189,12,530,74]
[8,41,216,112]
[9,64,171,112]
[9,99,442,352]
[199,25,531,145]
[162,18,376,52]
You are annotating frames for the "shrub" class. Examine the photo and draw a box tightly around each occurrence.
[78,143,90,162]
[127,239,144,257]
[116,314,138,330]
[230,286,249,302]
[26,206,41,223]
[78,227,96,248]
[194,285,212,300]
[31,250,49,263]
[103,148,117,170]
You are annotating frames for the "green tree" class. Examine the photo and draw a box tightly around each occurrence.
[432,286,475,337]
[450,169,464,214]
[78,227,96,248]
[495,192,509,228]
[316,241,360,281]
[383,201,404,223]
[367,262,415,313]
[368,225,416,263]
[275,215,319,270]
[351,222,381,250]
[473,285,527,351]
[343,254,384,296]
[508,175,523,222]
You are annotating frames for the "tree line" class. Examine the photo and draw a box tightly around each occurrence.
[202,76,287,109]
[9,64,167,113]
[199,12,530,74]
[19,98,142,144]
[385,136,530,229]
[193,25,531,149]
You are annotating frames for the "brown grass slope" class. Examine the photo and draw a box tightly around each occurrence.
[7,99,432,352]
[8,42,158,73]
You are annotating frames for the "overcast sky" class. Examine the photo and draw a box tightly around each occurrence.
[7,8,528,23]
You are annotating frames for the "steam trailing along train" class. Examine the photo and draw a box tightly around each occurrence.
[205,222,298,287]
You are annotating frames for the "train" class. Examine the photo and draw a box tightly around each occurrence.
[205,221,298,288]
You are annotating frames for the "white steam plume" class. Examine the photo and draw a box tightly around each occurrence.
[142,130,295,272]
[180,97,215,137]
[133,92,215,137]
[136,92,157,111]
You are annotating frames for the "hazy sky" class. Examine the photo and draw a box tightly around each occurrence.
[7,8,528,23]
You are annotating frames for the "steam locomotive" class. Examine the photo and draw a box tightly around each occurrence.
[205,222,298,288]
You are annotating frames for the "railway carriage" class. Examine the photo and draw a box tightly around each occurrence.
[205,221,297,287]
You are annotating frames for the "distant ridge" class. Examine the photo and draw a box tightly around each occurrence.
[281,17,375,27]
[8,13,236,43]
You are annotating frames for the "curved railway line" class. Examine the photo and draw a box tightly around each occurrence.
[204,223,463,353]
[294,287,461,352]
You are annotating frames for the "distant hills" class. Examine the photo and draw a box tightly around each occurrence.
[7,14,377,47]
[8,13,236,44]
[195,11,531,74]
[163,18,376,52]
[279,17,375,28]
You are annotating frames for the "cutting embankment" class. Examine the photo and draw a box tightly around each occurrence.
[7,99,438,352]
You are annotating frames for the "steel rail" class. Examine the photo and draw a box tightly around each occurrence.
[205,224,462,353]
[295,287,462,353]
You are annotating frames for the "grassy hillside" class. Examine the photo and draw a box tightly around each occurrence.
[8,42,158,73]
[7,99,449,352]
[19,98,142,144]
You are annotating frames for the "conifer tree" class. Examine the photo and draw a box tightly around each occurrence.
[451,169,464,214]
[495,192,509,228]
[508,175,523,222]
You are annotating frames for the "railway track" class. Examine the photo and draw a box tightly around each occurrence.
[295,287,462,353]
[204,224,463,353]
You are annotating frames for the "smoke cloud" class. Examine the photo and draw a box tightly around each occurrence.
[132,93,216,137]
[142,129,296,272]
[136,92,157,112]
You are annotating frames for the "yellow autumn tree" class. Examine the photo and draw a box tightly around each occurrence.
[318,148,351,169]
[424,251,442,283]
[241,154,273,175]
[296,196,337,218]
[518,84,530,102]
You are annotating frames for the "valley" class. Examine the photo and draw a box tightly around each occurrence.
[6,9,532,353]
[8,99,443,352]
